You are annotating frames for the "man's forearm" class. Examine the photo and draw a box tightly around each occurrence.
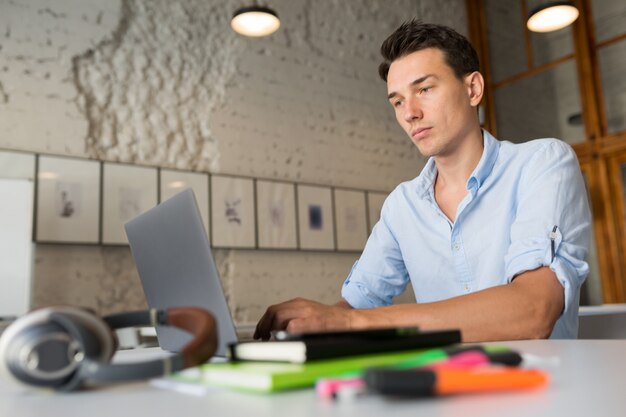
[348,267,564,342]
[335,299,353,309]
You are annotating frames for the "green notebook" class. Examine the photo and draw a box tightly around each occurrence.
[171,348,457,394]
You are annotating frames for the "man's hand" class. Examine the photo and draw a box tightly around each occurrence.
[253,298,353,340]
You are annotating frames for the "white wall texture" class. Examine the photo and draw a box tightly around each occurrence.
[0,0,467,326]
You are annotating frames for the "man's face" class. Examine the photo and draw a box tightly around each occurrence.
[386,48,478,158]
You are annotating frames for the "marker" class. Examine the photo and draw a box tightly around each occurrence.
[427,351,501,369]
[393,345,521,370]
[316,377,364,400]
[364,367,548,397]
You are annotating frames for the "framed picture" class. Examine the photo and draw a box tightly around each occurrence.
[160,169,210,240]
[297,184,335,250]
[0,150,35,180]
[211,175,256,248]
[367,191,388,233]
[102,163,158,245]
[334,189,368,251]
[256,180,297,249]
[35,155,100,243]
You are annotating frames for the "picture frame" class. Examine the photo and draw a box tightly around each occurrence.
[35,155,101,243]
[256,180,297,249]
[297,184,335,250]
[367,191,388,233]
[160,169,210,240]
[102,162,158,245]
[211,175,256,248]
[334,189,368,251]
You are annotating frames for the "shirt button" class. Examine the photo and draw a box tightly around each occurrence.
[454,244,460,251]
[464,285,470,292]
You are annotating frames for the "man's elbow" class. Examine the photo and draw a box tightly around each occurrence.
[529,314,556,339]
[526,295,562,339]
[513,267,564,339]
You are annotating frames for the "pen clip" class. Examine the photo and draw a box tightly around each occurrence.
[549,225,558,263]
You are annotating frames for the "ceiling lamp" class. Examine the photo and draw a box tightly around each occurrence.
[231,5,280,37]
[527,2,579,33]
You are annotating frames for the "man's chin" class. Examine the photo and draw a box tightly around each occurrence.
[413,142,437,158]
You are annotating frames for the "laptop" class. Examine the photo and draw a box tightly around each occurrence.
[124,188,238,357]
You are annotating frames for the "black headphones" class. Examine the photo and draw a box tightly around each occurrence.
[0,306,217,391]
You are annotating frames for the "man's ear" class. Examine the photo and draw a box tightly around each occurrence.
[465,71,484,107]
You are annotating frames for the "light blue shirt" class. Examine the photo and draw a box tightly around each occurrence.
[342,130,591,339]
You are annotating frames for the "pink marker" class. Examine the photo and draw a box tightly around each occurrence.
[316,377,364,400]
[428,351,492,370]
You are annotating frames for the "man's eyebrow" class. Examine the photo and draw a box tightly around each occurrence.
[387,74,436,100]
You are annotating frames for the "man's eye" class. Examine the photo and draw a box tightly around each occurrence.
[419,87,432,94]
[393,100,403,108]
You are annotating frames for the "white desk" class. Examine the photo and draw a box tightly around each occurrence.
[2,340,625,417]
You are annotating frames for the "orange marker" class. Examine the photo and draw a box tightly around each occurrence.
[364,366,548,397]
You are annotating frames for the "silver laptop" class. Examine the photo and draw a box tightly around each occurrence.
[124,188,238,357]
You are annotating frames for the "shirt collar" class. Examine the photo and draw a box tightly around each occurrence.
[415,157,437,199]
[467,130,500,190]
[414,130,500,199]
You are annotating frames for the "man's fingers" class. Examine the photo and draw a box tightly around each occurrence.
[253,298,330,340]
[254,306,277,340]
[254,299,313,340]
[269,305,306,335]
[286,317,320,334]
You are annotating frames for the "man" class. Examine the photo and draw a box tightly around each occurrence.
[254,20,591,342]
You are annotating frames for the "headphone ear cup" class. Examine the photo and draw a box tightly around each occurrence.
[0,307,117,391]
[1,320,80,389]
[47,312,112,391]
[49,313,107,360]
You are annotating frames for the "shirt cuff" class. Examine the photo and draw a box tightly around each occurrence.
[505,228,581,317]
[342,261,391,309]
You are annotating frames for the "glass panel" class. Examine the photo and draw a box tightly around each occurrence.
[598,39,626,135]
[485,0,528,84]
[494,60,584,144]
[527,0,575,66]
[591,0,626,44]
[580,172,603,306]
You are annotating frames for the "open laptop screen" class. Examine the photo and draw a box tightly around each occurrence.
[124,189,238,357]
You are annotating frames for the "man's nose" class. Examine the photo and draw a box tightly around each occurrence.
[403,98,423,123]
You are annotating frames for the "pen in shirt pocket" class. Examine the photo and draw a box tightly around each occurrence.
[550,225,558,262]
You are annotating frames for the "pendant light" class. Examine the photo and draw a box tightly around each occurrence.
[231,5,280,37]
[527,2,579,33]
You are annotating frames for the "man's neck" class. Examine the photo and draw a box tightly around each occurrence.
[434,128,484,190]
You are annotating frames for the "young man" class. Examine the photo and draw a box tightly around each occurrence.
[254,20,591,342]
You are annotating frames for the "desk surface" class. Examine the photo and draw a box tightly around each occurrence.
[2,340,625,417]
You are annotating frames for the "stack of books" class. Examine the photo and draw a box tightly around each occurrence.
[170,327,462,393]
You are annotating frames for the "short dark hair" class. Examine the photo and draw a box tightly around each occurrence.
[378,20,479,81]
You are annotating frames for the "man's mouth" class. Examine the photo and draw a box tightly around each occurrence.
[411,127,432,140]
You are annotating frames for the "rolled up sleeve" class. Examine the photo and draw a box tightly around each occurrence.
[504,140,591,319]
[342,193,410,309]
